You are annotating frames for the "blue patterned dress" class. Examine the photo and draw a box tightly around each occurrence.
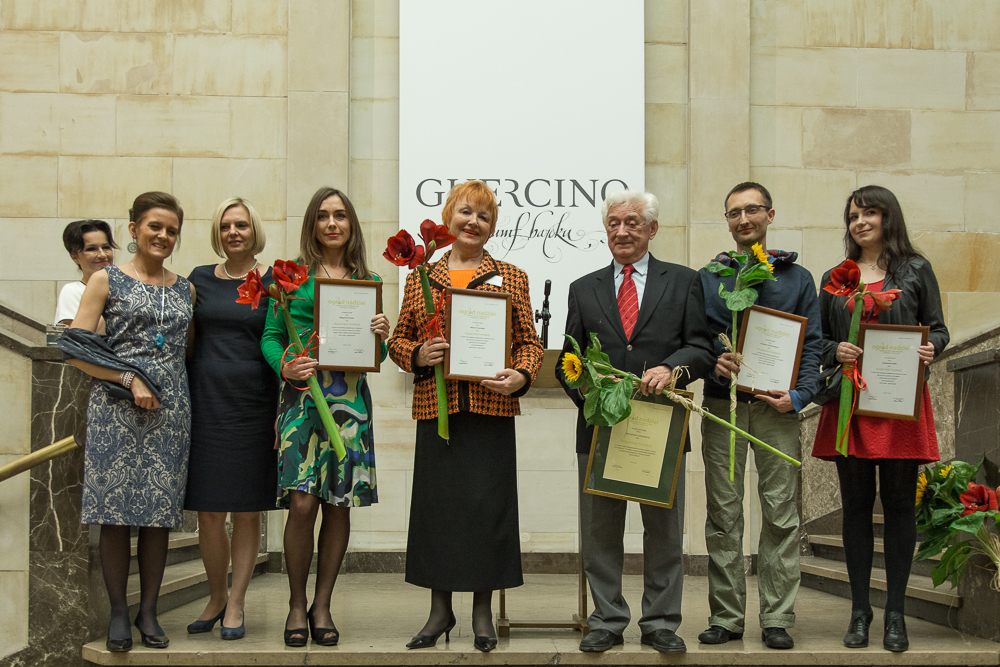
[80,265,193,528]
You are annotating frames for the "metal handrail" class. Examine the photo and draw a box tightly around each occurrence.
[0,436,79,483]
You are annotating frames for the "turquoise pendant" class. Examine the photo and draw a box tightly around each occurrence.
[155,333,165,348]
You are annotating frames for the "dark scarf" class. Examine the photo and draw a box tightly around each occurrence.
[58,328,163,403]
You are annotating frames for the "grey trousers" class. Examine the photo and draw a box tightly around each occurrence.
[577,452,686,635]
[701,396,800,633]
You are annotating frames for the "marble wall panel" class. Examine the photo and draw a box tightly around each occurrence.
[0,348,31,455]
[0,571,28,659]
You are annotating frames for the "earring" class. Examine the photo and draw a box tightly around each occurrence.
[127,237,138,254]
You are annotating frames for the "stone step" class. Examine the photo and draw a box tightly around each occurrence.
[800,555,960,628]
[128,531,202,575]
[808,534,940,578]
[126,552,268,615]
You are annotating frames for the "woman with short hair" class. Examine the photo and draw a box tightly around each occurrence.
[55,219,118,329]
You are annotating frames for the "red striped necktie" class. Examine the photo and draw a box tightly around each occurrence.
[617,264,638,339]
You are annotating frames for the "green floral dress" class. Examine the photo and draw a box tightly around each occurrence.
[260,272,386,508]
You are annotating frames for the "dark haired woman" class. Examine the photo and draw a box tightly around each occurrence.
[260,187,390,647]
[56,219,118,330]
[812,185,949,653]
[63,192,194,652]
[184,197,277,640]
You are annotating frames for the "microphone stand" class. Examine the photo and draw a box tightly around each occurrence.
[535,279,552,348]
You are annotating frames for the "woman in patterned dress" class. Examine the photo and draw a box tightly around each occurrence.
[260,187,390,647]
[67,192,194,652]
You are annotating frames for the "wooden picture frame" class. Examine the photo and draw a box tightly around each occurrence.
[735,305,808,396]
[855,323,929,421]
[313,278,382,373]
[443,288,512,382]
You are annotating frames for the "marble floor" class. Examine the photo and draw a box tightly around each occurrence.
[83,573,1000,665]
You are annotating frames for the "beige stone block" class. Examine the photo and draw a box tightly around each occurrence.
[0,157,57,217]
[0,93,116,155]
[911,111,1000,171]
[120,0,230,33]
[0,218,79,283]
[645,165,687,227]
[801,228,850,287]
[750,106,803,168]
[690,0,750,101]
[255,221,288,267]
[689,98,749,222]
[350,99,399,160]
[645,0,687,44]
[645,44,687,105]
[943,292,1000,344]
[685,468,708,554]
[363,221,402,282]
[750,167,855,229]
[751,0,806,47]
[913,0,1000,51]
[349,469,407,533]
[58,156,172,219]
[914,232,1000,292]
[0,454,28,568]
[285,216,303,261]
[750,46,857,107]
[802,108,911,169]
[2,0,118,31]
[60,32,172,95]
[0,32,60,92]
[0,571,28,657]
[690,223,738,270]
[968,52,1000,111]
[964,172,1000,233]
[117,96,230,157]
[352,0,399,38]
[648,226,688,266]
[351,37,399,100]
[350,159,399,225]
[233,0,288,34]
[173,159,286,221]
[0,349,31,454]
[173,35,287,97]
[287,92,350,217]
[856,171,964,232]
[645,103,687,166]
[805,0,912,48]
[170,218,226,277]
[0,281,58,325]
[858,49,966,111]
[289,0,349,92]
[768,228,803,255]
[231,97,287,159]
[518,470,578,534]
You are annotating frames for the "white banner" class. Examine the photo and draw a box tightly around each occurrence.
[399,0,645,344]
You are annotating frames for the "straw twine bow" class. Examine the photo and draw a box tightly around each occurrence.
[717,333,760,410]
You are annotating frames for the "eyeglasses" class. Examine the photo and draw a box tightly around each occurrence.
[724,205,770,221]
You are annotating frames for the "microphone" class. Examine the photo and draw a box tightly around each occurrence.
[535,279,552,348]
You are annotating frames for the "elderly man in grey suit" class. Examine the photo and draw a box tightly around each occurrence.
[557,190,715,653]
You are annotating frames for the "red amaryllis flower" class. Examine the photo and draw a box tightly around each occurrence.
[383,230,425,269]
[869,288,903,317]
[823,260,862,296]
[419,219,456,259]
[236,269,265,309]
[273,259,309,293]
[960,483,999,517]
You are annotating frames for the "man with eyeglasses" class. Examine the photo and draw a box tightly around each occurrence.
[696,182,822,650]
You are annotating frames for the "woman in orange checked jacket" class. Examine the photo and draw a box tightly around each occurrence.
[387,180,544,653]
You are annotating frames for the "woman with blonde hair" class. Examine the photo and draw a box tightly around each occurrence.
[183,197,278,640]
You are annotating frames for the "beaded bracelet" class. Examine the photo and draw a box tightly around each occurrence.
[120,371,135,389]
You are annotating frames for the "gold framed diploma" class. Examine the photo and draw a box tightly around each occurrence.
[583,390,693,508]
[313,278,382,373]
[855,323,929,421]
[444,288,512,381]
[735,305,807,395]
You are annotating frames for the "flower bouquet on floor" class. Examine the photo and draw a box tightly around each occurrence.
[236,260,347,461]
[560,332,800,468]
[383,220,457,440]
[822,260,901,455]
[915,459,1000,590]
[702,243,778,481]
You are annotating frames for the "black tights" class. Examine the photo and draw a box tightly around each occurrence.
[101,525,170,640]
[835,456,919,615]
[420,590,496,639]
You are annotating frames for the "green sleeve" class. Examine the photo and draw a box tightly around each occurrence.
[260,298,287,376]
[374,273,389,362]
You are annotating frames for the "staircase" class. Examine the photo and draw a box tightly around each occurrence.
[801,514,961,627]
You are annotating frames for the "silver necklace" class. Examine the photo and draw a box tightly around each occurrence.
[130,261,166,348]
[223,258,258,280]
[321,264,350,280]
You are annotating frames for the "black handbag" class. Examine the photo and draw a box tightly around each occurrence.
[812,363,842,406]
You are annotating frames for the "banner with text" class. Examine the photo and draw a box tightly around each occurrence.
[399,0,645,343]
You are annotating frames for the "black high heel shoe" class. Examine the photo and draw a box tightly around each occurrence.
[474,635,498,652]
[187,604,226,634]
[283,612,308,647]
[307,606,339,646]
[106,618,133,653]
[134,615,169,649]
[406,612,456,649]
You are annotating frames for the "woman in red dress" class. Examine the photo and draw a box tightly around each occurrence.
[812,185,949,653]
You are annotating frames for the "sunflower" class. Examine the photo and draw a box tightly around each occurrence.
[751,242,774,273]
[939,464,953,477]
[562,353,584,383]
[916,471,928,506]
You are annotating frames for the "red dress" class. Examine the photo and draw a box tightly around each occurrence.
[812,280,940,463]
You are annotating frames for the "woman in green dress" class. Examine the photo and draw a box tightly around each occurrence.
[260,187,390,647]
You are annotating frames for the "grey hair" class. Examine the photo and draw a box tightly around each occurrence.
[601,190,659,226]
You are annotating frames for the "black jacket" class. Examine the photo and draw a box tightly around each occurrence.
[557,254,716,454]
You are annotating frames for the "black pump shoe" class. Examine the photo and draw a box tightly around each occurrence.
[474,635,498,652]
[106,621,133,653]
[406,613,457,649]
[307,606,339,646]
[883,612,909,652]
[283,612,308,648]
[134,615,169,649]
[843,610,873,648]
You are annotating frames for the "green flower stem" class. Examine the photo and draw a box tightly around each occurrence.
[835,294,865,456]
[729,310,738,483]
[417,265,450,441]
[281,304,347,461]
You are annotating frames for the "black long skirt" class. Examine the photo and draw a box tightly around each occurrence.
[405,412,523,591]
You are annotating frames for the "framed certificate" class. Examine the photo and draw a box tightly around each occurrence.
[735,305,807,395]
[444,288,512,381]
[583,390,693,508]
[855,323,929,420]
[313,278,382,373]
